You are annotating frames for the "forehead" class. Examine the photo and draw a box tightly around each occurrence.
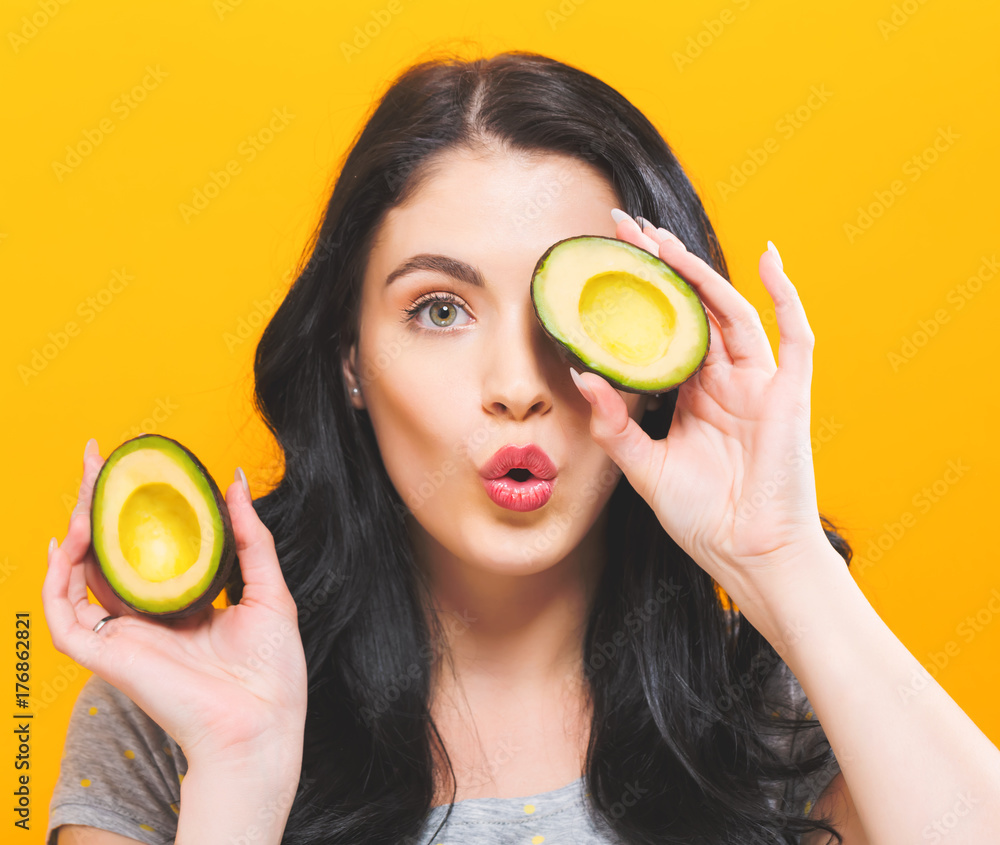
[396,144,617,206]
[366,146,622,280]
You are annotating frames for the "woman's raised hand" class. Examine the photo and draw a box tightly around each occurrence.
[42,440,308,770]
[571,211,841,604]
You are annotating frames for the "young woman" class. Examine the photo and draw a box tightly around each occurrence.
[43,51,1000,845]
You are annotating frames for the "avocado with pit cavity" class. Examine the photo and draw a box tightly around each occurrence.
[89,434,237,618]
[530,235,710,394]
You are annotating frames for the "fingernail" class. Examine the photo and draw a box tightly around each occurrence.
[636,215,652,231]
[657,227,683,246]
[569,367,597,404]
[610,208,631,225]
[767,240,783,271]
[84,438,97,462]
[48,536,57,558]
[235,466,251,500]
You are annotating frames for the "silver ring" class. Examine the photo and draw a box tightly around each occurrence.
[93,615,115,633]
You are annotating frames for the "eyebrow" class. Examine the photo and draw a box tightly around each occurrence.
[384,254,486,289]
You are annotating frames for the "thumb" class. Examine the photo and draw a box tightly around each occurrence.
[569,367,662,502]
[225,469,294,614]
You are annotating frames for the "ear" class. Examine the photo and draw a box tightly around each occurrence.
[342,344,365,410]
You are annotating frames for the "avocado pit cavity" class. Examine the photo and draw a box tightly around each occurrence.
[579,270,677,367]
[118,483,201,582]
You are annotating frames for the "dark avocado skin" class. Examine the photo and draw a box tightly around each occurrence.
[90,434,237,620]
[529,234,711,395]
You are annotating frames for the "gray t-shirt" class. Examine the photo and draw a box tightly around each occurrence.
[47,662,840,844]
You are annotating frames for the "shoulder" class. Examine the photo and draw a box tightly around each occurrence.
[756,658,842,817]
[68,672,188,774]
[68,675,184,756]
[72,672,148,715]
[46,674,187,845]
[802,771,871,844]
[71,674,160,726]
[759,665,871,843]
[759,657,819,726]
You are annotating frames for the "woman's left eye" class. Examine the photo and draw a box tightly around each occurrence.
[402,293,472,330]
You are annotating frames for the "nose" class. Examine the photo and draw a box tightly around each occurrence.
[481,301,557,421]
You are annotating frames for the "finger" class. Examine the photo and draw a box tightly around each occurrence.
[72,577,118,631]
[42,539,106,670]
[617,211,733,367]
[226,473,295,613]
[656,237,775,371]
[611,210,661,255]
[82,554,133,617]
[64,440,146,616]
[570,368,664,503]
[648,227,735,370]
[614,213,753,370]
[636,216,684,250]
[75,438,103,512]
[702,306,734,369]
[62,439,105,563]
[66,544,93,609]
[59,541,120,629]
[758,245,815,394]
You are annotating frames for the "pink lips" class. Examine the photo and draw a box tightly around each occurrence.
[479,444,557,512]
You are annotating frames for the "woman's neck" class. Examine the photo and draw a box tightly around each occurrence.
[409,507,607,692]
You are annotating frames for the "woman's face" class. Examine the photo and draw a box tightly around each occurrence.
[344,145,660,579]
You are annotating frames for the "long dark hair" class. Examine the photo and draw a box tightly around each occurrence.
[227,49,851,844]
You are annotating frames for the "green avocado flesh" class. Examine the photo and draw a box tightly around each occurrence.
[530,235,711,393]
[90,434,236,618]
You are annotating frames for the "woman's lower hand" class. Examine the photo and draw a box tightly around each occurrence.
[572,213,840,605]
[42,440,308,769]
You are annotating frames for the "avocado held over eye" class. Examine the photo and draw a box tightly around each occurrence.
[90,434,237,618]
[530,235,711,394]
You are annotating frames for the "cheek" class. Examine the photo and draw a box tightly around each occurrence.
[361,344,477,508]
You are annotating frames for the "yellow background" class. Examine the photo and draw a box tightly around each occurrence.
[3,0,998,838]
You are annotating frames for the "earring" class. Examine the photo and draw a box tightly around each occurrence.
[351,387,359,397]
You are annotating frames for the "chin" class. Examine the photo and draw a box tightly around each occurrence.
[405,486,595,573]
[471,516,581,571]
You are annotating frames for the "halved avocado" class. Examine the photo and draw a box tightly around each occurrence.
[530,235,710,394]
[90,434,236,619]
